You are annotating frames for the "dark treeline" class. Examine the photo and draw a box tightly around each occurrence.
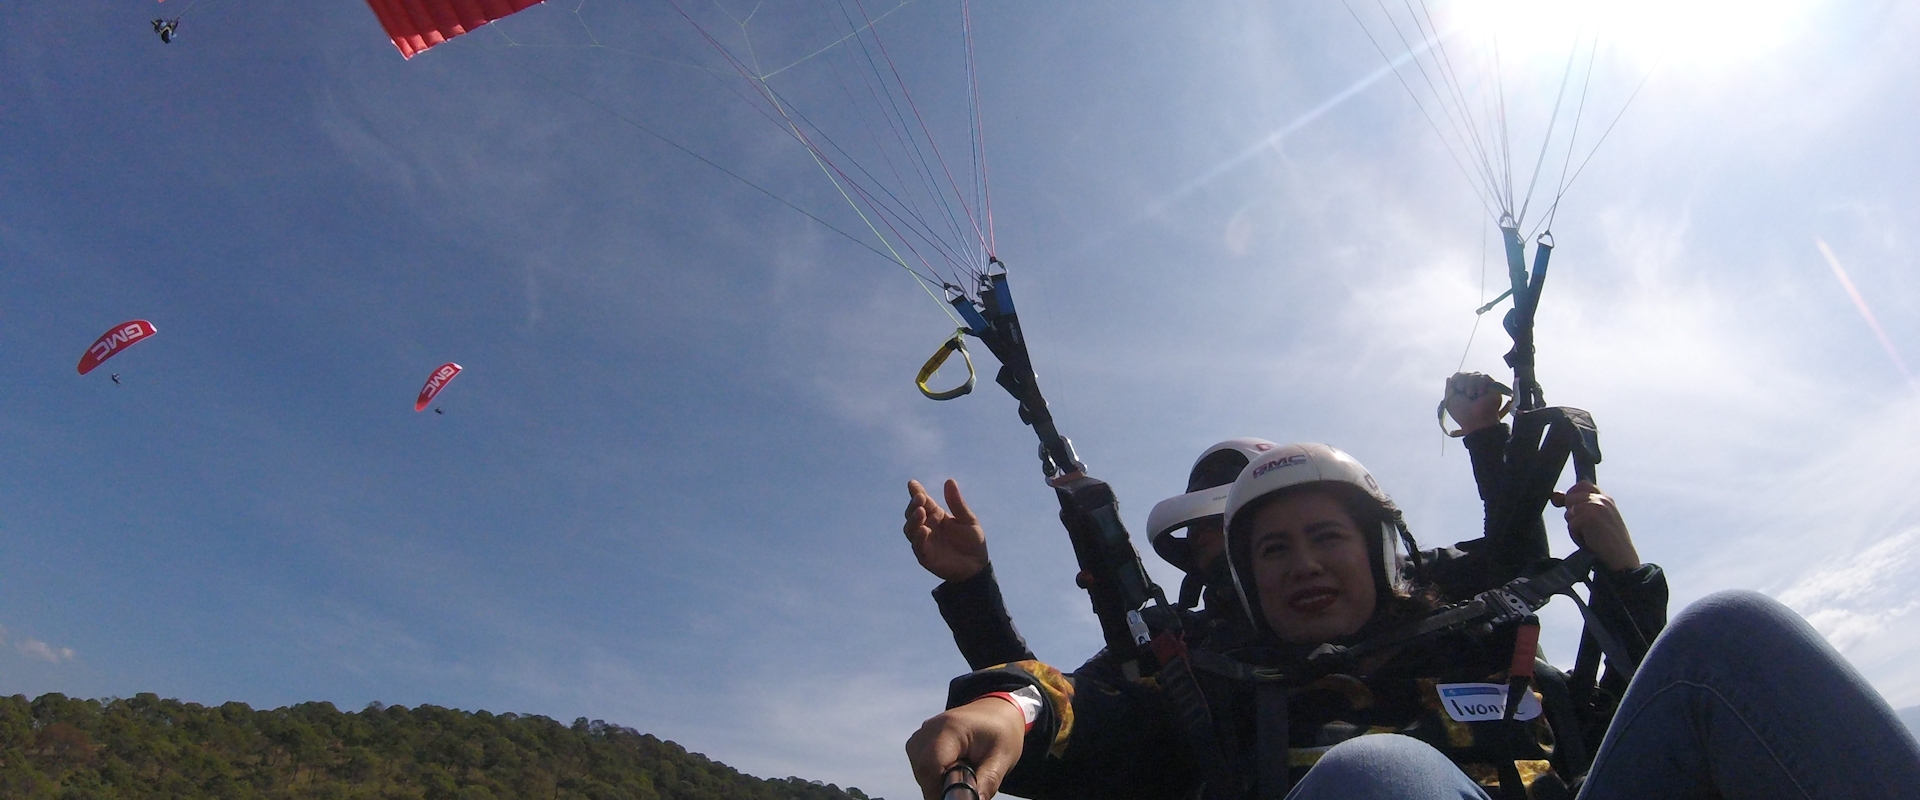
[0,693,877,800]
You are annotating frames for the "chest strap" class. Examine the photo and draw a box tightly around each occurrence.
[1150,633,1239,800]
[1256,682,1290,800]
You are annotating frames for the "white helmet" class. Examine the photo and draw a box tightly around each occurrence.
[1222,443,1420,630]
[1147,438,1277,573]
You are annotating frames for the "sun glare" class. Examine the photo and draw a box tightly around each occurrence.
[1445,0,1825,71]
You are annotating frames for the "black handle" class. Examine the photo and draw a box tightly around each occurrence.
[942,764,980,800]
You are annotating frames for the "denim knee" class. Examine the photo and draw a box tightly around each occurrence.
[1669,589,1790,635]
[1654,589,1806,666]
[1289,734,1487,800]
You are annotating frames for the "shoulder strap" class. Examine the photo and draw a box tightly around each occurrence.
[1255,682,1290,800]
[1150,634,1240,800]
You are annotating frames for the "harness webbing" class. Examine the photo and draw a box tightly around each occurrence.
[1254,683,1290,800]
[1150,633,1238,800]
[1497,617,1543,800]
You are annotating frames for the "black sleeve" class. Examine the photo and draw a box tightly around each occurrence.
[1598,563,1669,644]
[1462,421,1551,580]
[947,662,1193,800]
[1583,562,1668,702]
[1404,424,1519,601]
[932,563,1037,670]
[1418,540,1493,601]
[1462,423,1509,520]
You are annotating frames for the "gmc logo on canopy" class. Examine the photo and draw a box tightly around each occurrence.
[77,320,158,375]
[91,324,147,358]
[415,362,465,411]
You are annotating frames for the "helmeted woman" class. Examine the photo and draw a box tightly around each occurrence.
[905,444,1920,800]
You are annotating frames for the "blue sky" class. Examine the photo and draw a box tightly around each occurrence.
[4,1,1918,797]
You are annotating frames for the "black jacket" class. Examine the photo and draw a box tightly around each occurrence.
[932,425,1524,671]
[947,564,1668,800]
[933,563,1037,671]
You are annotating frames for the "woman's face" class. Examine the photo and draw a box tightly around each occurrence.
[1249,489,1377,644]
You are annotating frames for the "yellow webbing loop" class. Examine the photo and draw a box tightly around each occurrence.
[916,329,977,401]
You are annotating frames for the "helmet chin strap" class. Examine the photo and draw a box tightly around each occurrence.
[1379,517,1424,597]
[1378,521,1408,596]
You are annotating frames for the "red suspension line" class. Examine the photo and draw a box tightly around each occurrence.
[847,0,991,259]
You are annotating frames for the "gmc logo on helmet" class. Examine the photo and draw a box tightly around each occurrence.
[1251,454,1308,478]
[90,324,147,360]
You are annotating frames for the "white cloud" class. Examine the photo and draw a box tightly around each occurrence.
[1714,395,1920,706]
[17,639,75,664]
[1778,528,1920,652]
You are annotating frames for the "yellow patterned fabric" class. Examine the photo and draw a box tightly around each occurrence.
[1277,673,1559,791]
[1288,726,1404,767]
[1461,760,1556,791]
[1003,660,1076,757]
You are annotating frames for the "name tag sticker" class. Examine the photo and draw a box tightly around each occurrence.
[1436,683,1542,722]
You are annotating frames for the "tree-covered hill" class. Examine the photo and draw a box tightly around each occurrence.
[0,693,879,800]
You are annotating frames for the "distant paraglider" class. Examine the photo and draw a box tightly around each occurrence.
[111,373,122,385]
[415,362,463,412]
[151,18,179,43]
[78,320,158,376]
[363,0,542,59]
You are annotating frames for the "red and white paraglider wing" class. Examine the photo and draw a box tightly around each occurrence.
[415,362,464,411]
[78,320,158,375]
[364,0,544,59]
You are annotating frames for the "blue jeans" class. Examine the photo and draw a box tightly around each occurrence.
[1285,590,1920,800]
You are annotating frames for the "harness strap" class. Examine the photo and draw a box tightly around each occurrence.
[1175,573,1204,611]
[1255,682,1290,800]
[1150,633,1238,800]
[1568,628,1602,706]
[1497,617,1543,800]
[1563,591,1639,681]
[1187,650,1269,682]
[1573,568,1650,679]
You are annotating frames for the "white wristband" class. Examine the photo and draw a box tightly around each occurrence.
[983,685,1044,730]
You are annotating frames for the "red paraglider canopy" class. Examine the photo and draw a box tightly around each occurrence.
[364,0,542,59]
[416,362,464,411]
[78,320,158,375]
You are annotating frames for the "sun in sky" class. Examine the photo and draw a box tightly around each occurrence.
[1446,0,1827,70]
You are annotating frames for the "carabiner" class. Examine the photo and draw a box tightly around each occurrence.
[916,329,977,401]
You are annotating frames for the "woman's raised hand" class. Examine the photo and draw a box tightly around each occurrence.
[1442,371,1510,436]
[904,479,990,583]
